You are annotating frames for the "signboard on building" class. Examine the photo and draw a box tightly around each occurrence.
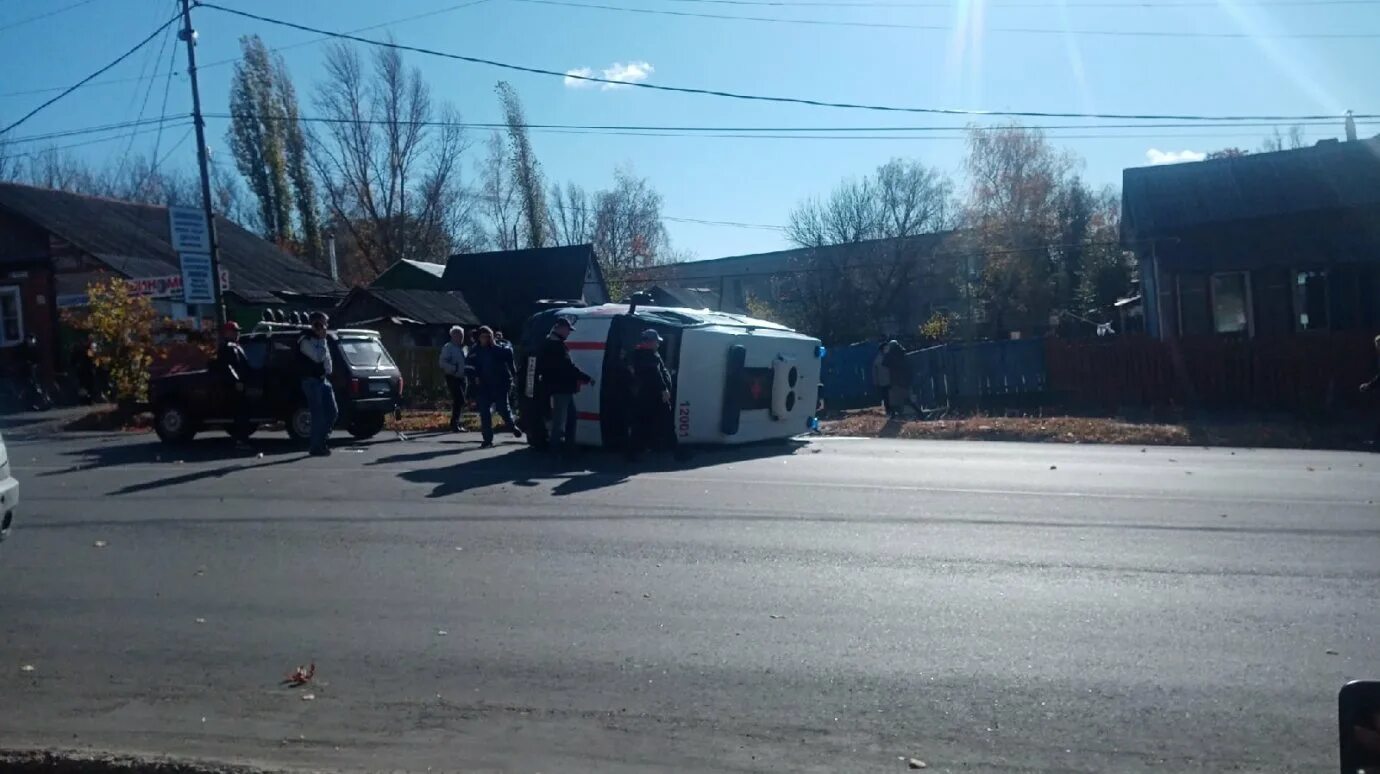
[167,206,211,254]
[179,253,216,304]
[56,269,230,308]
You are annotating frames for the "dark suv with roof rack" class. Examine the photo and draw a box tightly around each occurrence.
[149,324,403,444]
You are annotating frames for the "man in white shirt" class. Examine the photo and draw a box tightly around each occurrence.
[439,325,468,432]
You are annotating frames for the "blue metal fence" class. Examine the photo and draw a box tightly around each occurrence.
[822,338,1048,409]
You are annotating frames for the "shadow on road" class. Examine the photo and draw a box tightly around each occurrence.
[399,440,808,499]
[45,434,397,494]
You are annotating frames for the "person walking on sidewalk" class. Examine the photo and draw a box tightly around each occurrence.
[439,325,468,432]
[536,317,592,456]
[297,312,337,456]
[467,326,522,448]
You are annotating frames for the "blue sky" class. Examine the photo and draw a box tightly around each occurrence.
[1,0,1376,259]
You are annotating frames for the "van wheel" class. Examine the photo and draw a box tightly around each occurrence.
[286,406,312,442]
[154,403,196,444]
[348,412,386,439]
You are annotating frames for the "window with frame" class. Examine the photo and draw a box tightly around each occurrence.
[1210,272,1251,335]
[0,286,23,347]
[1293,269,1329,331]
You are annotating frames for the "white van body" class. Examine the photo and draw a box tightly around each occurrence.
[526,304,823,447]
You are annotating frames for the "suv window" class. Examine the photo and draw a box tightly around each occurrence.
[337,337,395,368]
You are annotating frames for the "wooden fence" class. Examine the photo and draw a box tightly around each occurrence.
[1045,333,1377,412]
[393,346,449,407]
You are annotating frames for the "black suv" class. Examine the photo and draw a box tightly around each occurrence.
[149,325,403,444]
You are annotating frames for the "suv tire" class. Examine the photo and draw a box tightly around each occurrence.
[286,405,312,442]
[348,412,386,439]
[154,403,196,444]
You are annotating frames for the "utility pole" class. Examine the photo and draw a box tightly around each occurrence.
[179,0,226,327]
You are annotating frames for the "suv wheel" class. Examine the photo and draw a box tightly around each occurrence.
[348,412,386,439]
[286,406,312,442]
[154,403,196,444]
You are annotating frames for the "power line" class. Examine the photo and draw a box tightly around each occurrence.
[1,122,193,159]
[130,125,194,193]
[1,115,186,145]
[0,0,101,34]
[116,1,180,183]
[150,13,183,165]
[654,0,1380,8]
[204,111,1369,134]
[0,12,182,136]
[0,0,492,99]
[193,3,1378,122]
[512,0,1380,38]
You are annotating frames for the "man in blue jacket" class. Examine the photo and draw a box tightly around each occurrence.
[467,326,522,448]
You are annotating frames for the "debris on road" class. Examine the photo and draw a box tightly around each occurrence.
[92,540,107,548]
[20,664,35,672]
[1326,649,1340,655]
[194,618,206,624]
[300,693,316,701]
[437,630,448,636]
[1049,465,1057,470]
[281,663,315,687]
[907,758,928,769]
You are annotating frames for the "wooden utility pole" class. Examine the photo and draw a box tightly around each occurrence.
[179,0,227,326]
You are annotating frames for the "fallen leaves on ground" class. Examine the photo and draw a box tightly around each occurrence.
[282,663,315,687]
[822,410,1371,450]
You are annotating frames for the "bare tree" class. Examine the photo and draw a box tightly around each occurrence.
[781,158,955,342]
[0,140,20,182]
[1260,124,1307,153]
[592,167,669,298]
[480,131,520,251]
[310,42,471,283]
[549,181,593,246]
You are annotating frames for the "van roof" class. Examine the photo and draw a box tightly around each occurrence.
[556,303,793,332]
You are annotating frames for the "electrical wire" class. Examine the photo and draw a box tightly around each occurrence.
[115,1,180,183]
[656,0,1380,6]
[193,3,1379,122]
[512,0,1380,38]
[1,115,186,145]
[204,111,1371,134]
[150,6,184,168]
[3,122,193,159]
[0,12,182,135]
[129,125,194,195]
[0,0,492,99]
[0,0,101,34]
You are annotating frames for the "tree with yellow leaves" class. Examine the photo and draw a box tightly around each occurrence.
[79,277,158,404]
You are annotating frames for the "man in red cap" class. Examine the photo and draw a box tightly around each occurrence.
[216,321,252,443]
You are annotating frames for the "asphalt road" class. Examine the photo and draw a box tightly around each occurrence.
[1,422,1377,773]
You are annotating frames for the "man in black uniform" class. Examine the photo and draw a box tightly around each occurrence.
[535,318,592,456]
[626,328,683,463]
[215,321,253,442]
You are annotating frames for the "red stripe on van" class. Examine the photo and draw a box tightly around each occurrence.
[577,411,601,422]
[566,341,606,350]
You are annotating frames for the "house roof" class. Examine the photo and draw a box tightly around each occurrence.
[1122,136,1380,242]
[337,287,479,327]
[399,259,446,278]
[0,182,344,303]
[632,233,954,283]
[440,244,600,323]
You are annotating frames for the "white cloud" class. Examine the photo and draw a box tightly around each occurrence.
[563,67,594,88]
[564,61,654,91]
[1145,148,1207,165]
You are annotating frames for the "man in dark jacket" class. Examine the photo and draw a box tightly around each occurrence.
[215,322,252,441]
[467,326,522,448]
[626,328,683,462]
[1359,334,1380,446]
[882,340,924,419]
[535,318,592,454]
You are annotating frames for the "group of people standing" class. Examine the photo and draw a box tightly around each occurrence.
[439,324,523,448]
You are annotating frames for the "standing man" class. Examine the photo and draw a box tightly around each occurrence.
[1358,334,1380,446]
[871,340,892,415]
[298,312,337,456]
[535,318,592,455]
[439,325,468,432]
[883,340,924,419]
[626,329,682,463]
[216,321,252,442]
[467,326,522,448]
